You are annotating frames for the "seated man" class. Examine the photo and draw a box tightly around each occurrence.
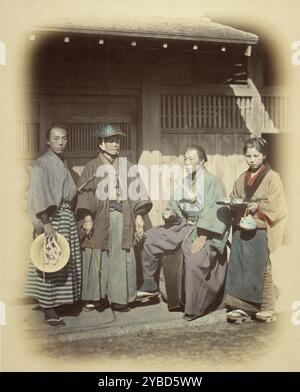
[137,145,231,321]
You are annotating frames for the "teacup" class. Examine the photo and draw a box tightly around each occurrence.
[233,198,244,204]
[239,215,257,230]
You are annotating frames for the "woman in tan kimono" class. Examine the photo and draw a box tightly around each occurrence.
[225,137,287,323]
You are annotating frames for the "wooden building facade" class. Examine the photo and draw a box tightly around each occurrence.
[19,17,292,224]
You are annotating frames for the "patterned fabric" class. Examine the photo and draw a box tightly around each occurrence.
[25,203,82,308]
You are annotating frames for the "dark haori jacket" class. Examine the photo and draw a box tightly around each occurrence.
[76,153,152,250]
[230,164,287,253]
[166,168,231,254]
[28,149,77,234]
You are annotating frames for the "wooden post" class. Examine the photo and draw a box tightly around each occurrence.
[248,48,264,136]
[39,95,48,153]
[139,58,161,225]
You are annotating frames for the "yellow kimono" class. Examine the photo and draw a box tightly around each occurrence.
[231,168,287,253]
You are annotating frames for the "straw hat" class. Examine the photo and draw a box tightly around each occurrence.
[30,233,70,273]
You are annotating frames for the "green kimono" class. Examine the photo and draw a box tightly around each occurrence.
[165,168,231,253]
[158,168,231,316]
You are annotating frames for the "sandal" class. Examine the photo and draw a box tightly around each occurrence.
[111,303,131,312]
[255,310,277,323]
[43,317,65,327]
[43,308,65,327]
[83,303,97,312]
[183,314,199,322]
[227,309,252,324]
[83,302,101,312]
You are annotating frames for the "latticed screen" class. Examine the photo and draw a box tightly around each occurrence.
[160,94,292,133]
[161,94,252,131]
[261,96,290,131]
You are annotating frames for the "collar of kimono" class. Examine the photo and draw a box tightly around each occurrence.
[100,152,119,171]
[244,163,271,201]
[188,165,205,184]
[246,164,265,186]
[47,148,66,164]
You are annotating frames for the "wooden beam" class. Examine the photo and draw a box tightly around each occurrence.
[139,58,161,225]
[27,86,140,96]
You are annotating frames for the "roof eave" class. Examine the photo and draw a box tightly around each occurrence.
[31,25,259,46]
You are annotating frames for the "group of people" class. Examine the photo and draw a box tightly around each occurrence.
[24,124,287,327]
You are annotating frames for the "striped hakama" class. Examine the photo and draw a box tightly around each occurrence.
[25,203,82,308]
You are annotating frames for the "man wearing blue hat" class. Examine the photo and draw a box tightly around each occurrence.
[76,124,152,312]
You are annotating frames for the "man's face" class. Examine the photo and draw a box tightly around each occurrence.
[184,148,201,174]
[100,135,121,156]
[47,128,67,155]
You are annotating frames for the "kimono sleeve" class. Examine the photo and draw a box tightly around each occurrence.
[196,178,230,236]
[229,174,244,199]
[258,173,287,224]
[130,172,153,217]
[27,163,57,225]
[163,187,184,219]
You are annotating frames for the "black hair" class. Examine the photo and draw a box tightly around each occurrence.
[46,126,67,141]
[186,144,208,163]
[243,137,268,157]
[97,137,105,146]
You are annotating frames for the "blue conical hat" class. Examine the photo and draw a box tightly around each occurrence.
[96,124,126,138]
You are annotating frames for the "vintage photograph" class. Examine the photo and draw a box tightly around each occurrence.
[0,0,300,373]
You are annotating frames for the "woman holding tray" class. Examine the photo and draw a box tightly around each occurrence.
[225,137,287,324]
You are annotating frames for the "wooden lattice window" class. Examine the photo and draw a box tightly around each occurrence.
[261,96,290,131]
[161,94,252,131]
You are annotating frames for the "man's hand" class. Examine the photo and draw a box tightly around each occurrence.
[180,194,196,203]
[191,235,207,254]
[83,216,94,236]
[162,211,178,225]
[135,215,145,240]
[247,202,259,214]
[43,223,57,239]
